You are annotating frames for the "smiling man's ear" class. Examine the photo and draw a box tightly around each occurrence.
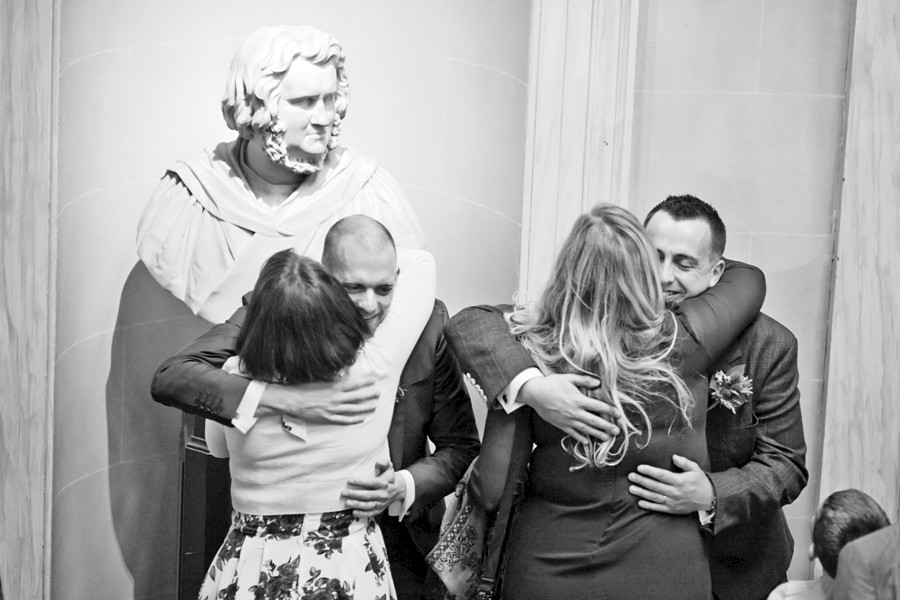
[709,258,726,287]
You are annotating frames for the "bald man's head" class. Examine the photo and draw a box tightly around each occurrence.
[322,215,398,335]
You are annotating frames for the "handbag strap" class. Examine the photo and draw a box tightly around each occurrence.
[476,408,532,599]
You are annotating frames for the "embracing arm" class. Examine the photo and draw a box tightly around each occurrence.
[708,331,807,534]
[445,304,615,442]
[469,405,533,512]
[443,304,534,404]
[364,249,436,373]
[152,296,383,427]
[150,308,249,425]
[677,259,766,371]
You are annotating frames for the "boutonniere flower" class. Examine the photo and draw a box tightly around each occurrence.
[709,365,753,413]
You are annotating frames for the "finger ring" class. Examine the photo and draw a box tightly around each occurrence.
[660,495,667,504]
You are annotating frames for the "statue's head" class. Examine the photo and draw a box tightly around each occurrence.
[221,25,350,174]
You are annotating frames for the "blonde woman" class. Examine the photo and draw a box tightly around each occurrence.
[445,204,765,599]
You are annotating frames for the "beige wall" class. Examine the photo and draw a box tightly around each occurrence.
[629,0,853,579]
[53,2,530,598]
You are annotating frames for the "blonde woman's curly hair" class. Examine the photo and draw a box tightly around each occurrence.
[221,25,350,150]
[508,203,693,470]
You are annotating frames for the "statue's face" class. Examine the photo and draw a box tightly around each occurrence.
[276,58,338,163]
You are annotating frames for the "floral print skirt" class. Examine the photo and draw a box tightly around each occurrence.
[199,510,396,600]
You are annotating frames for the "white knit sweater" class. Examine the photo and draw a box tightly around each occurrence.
[205,250,435,515]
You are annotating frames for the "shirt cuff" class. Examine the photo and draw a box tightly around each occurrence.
[498,368,543,413]
[698,508,716,527]
[388,469,416,521]
[231,380,267,433]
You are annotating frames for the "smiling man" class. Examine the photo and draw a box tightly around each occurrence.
[644,202,725,305]
[441,195,808,600]
[627,195,808,600]
[322,217,399,335]
[152,216,480,600]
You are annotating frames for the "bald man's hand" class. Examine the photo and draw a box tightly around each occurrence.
[256,371,385,424]
[519,374,620,444]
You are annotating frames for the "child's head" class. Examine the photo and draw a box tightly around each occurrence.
[237,249,368,384]
[812,489,890,578]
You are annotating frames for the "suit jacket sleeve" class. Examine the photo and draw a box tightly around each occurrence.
[469,404,533,512]
[405,309,481,518]
[708,331,808,534]
[150,303,249,425]
[444,304,538,405]
[831,535,879,600]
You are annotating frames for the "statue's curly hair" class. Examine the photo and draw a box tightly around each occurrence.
[221,25,349,150]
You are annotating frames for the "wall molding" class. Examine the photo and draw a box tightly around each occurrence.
[0,1,56,598]
[821,0,900,522]
[519,0,639,299]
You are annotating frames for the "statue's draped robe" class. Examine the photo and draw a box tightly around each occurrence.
[137,139,424,323]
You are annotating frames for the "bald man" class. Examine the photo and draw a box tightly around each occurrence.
[152,216,480,599]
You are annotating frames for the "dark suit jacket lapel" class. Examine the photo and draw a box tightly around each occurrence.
[389,314,436,471]
[388,397,406,470]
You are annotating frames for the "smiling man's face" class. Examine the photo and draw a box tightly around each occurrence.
[644,210,724,304]
[327,242,398,336]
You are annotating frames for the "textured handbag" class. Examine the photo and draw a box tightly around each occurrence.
[426,461,488,599]
[427,410,531,599]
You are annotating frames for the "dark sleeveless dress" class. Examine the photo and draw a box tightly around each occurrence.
[475,263,763,600]
[501,367,713,600]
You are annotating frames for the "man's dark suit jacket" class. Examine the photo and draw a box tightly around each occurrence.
[705,313,807,600]
[151,299,480,599]
[443,306,806,600]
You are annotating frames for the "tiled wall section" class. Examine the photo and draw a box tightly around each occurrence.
[53,2,530,598]
[629,0,853,580]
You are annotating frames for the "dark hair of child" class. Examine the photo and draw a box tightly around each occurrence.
[813,488,890,578]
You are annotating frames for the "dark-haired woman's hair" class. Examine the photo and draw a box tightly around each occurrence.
[236,250,367,384]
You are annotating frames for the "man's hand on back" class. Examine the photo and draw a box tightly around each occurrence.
[257,371,385,424]
[627,454,715,514]
[342,460,406,518]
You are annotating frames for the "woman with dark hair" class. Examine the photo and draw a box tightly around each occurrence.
[447,204,765,599]
[233,249,368,385]
[199,249,428,600]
